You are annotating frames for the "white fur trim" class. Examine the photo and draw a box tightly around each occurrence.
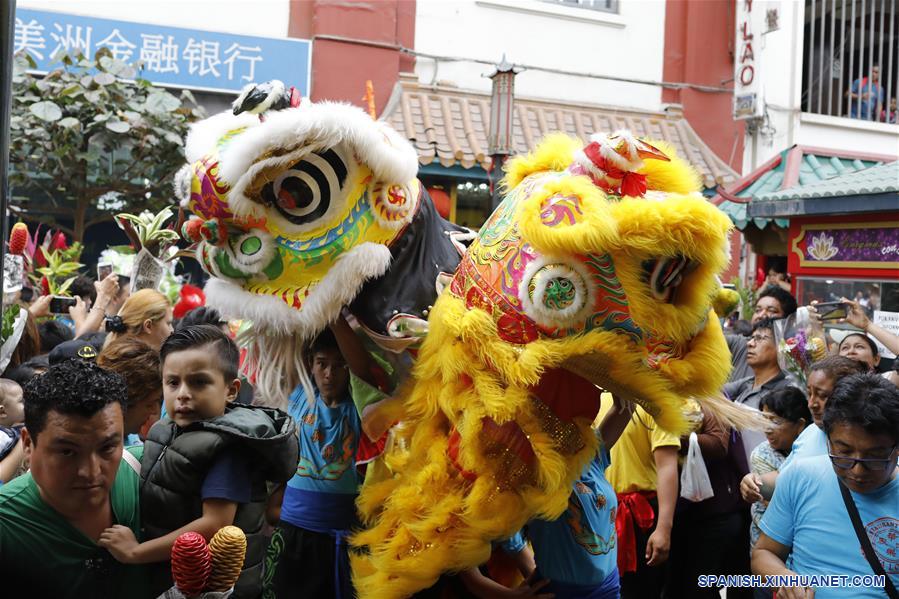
[588,130,644,173]
[174,164,194,207]
[236,327,312,410]
[573,149,609,182]
[204,242,393,336]
[216,101,418,191]
[518,257,596,329]
[227,228,277,273]
[184,110,262,163]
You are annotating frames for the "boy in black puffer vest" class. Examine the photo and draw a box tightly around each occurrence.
[99,325,298,598]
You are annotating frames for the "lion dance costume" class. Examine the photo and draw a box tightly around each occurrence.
[177,83,749,599]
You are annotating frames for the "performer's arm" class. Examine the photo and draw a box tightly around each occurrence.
[646,445,677,567]
[330,312,378,387]
[597,394,634,449]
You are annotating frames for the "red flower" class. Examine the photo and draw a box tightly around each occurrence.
[34,247,47,268]
[51,231,68,251]
[8,223,28,255]
[40,276,50,296]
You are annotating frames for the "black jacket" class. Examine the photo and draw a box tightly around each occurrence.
[141,403,297,598]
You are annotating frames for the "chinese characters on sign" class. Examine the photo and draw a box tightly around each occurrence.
[733,0,763,120]
[13,8,311,94]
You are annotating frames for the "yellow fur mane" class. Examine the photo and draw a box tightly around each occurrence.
[351,133,752,599]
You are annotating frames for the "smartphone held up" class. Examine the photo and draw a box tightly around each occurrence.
[49,296,77,314]
[815,301,850,321]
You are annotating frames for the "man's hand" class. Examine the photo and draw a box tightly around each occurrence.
[68,296,88,327]
[94,274,119,312]
[98,525,140,564]
[28,294,52,318]
[776,584,815,598]
[645,527,670,566]
[511,572,554,598]
[740,473,764,503]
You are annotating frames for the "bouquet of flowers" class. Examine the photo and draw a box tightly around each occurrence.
[116,207,183,293]
[774,319,827,387]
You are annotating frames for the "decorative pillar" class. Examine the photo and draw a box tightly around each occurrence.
[487,55,519,212]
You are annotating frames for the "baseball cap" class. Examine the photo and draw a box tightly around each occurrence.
[48,339,100,365]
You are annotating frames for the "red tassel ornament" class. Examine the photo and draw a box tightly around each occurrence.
[171,531,212,598]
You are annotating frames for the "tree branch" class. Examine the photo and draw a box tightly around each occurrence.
[84,214,114,229]
[19,214,75,238]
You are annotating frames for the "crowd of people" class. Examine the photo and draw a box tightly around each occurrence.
[0,250,898,599]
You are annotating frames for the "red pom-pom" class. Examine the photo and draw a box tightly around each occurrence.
[8,223,28,255]
[171,531,212,598]
[182,218,204,243]
[199,219,227,246]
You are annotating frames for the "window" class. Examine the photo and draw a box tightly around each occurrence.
[795,277,898,313]
[802,0,898,123]
[541,0,619,14]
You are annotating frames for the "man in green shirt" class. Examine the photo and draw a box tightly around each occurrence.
[0,360,151,598]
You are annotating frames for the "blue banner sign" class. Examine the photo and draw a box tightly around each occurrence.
[13,8,311,94]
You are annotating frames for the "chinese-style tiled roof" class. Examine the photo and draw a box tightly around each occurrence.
[711,145,897,230]
[381,76,737,189]
[754,160,898,201]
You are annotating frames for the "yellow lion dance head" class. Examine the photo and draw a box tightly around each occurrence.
[351,132,746,598]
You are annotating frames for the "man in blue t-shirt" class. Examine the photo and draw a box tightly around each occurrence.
[846,65,884,120]
[263,329,361,599]
[752,374,899,598]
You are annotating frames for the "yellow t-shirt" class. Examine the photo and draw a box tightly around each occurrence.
[598,399,681,494]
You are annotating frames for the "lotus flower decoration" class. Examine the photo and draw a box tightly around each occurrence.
[808,232,839,261]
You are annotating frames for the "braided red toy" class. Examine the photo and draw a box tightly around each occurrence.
[171,531,212,598]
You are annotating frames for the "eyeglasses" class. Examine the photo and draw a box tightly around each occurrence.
[748,334,773,344]
[827,444,898,472]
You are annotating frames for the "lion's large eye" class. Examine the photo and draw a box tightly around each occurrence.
[261,149,347,226]
[519,258,595,329]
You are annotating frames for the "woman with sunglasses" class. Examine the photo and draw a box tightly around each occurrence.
[752,373,899,599]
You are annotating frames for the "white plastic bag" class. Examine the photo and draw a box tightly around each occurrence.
[680,432,714,502]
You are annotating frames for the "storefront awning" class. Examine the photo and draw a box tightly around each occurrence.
[380,76,737,190]
[711,145,897,230]
[748,161,899,218]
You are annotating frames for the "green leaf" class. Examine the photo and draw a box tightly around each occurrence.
[59,84,83,97]
[145,92,180,114]
[29,101,62,122]
[163,131,183,145]
[93,72,116,86]
[57,117,82,129]
[56,277,76,296]
[105,119,131,133]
